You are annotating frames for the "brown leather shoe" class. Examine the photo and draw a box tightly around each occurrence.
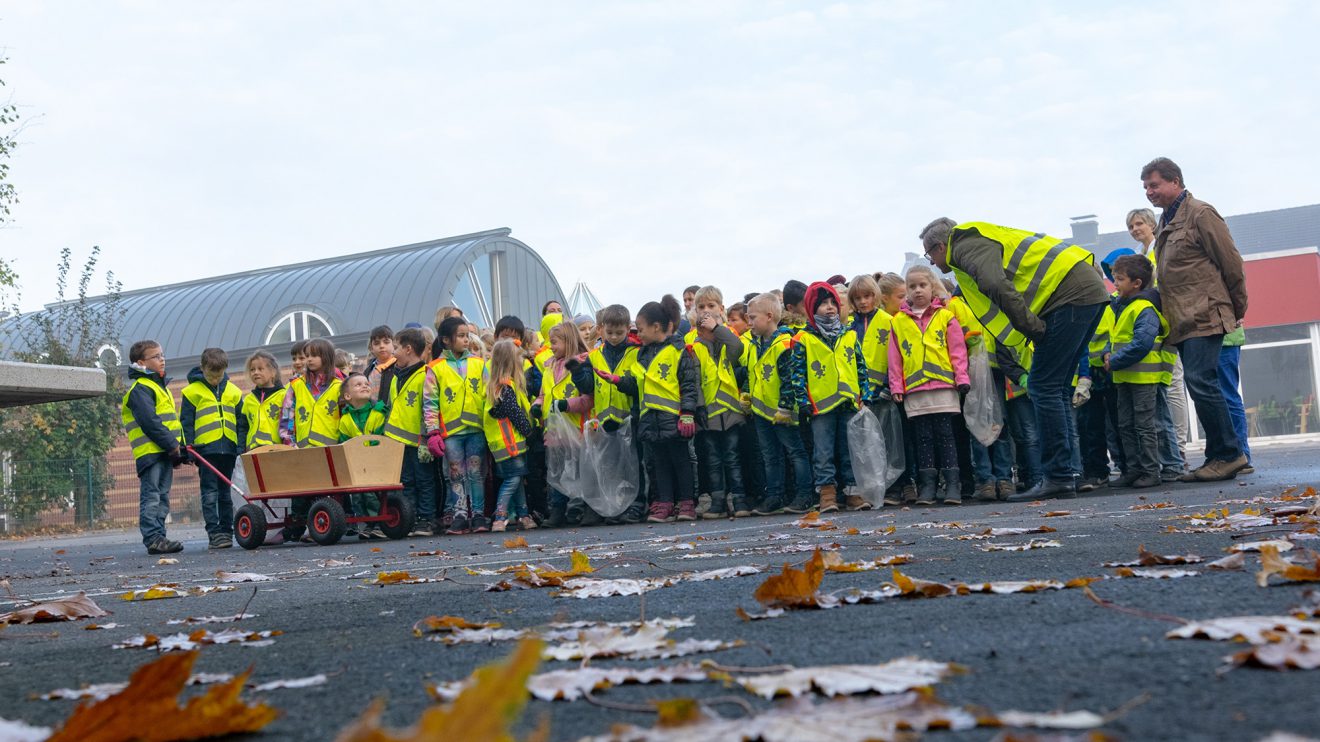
[1192,454,1249,482]
[845,494,872,511]
[818,484,839,513]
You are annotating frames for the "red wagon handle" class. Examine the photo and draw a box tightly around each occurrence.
[186,446,249,500]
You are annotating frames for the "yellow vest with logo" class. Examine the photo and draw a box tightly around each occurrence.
[338,405,385,439]
[483,382,531,462]
[1006,343,1034,400]
[241,388,286,449]
[891,307,956,393]
[631,344,683,416]
[430,355,487,436]
[1090,302,1116,368]
[947,295,997,368]
[182,380,242,447]
[1111,299,1175,385]
[799,331,860,415]
[382,366,426,446]
[541,356,584,430]
[859,310,894,386]
[748,333,796,423]
[948,222,1096,348]
[290,376,342,448]
[690,341,741,419]
[121,376,183,460]
[589,345,638,424]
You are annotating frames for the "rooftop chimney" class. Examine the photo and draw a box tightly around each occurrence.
[1070,214,1099,246]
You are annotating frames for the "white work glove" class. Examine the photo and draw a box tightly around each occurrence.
[1071,377,1093,408]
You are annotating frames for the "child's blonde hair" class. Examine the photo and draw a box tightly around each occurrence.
[877,272,905,298]
[748,293,783,324]
[904,265,950,299]
[693,285,726,324]
[486,339,527,407]
[847,274,880,307]
[245,351,283,385]
[549,320,587,358]
[334,348,355,374]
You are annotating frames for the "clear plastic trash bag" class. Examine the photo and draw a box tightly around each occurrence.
[964,344,1004,447]
[872,400,907,489]
[848,406,892,507]
[544,411,588,499]
[582,419,640,517]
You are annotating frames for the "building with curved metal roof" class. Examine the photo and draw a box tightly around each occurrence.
[2,228,566,375]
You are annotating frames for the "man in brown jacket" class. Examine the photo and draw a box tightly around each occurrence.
[1141,157,1248,481]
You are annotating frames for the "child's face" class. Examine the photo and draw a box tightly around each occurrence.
[728,312,749,337]
[497,328,520,341]
[395,343,420,366]
[882,286,905,314]
[140,345,166,376]
[291,353,305,375]
[638,321,668,344]
[345,375,372,404]
[550,332,566,357]
[577,322,595,347]
[248,359,274,388]
[601,323,629,347]
[369,337,394,361]
[853,291,876,315]
[695,298,723,321]
[446,332,470,355]
[747,306,777,337]
[304,354,322,373]
[815,298,840,319]
[906,275,933,309]
[1113,270,1141,299]
[203,367,225,386]
[683,292,696,311]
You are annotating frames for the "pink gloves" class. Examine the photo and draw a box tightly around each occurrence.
[678,413,696,439]
[426,430,446,459]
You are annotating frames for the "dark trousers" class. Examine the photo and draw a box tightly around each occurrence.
[646,438,694,504]
[696,426,746,496]
[738,420,766,502]
[138,457,173,547]
[400,445,437,523]
[912,413,958,470]
[1030,302,1105,482]
[197,453,235,538]
[1005,395,1041,486]
[753,416,812,501]
[525,429,548,517]
[1117,383,1160,477]
[1078,368,1119,479]
[1178,335,1243,463]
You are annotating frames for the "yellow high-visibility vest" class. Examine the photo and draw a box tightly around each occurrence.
[121,376,183,460]
[1090,302,1116,368]
[891,308,956,393]
[338,405,385,439]
[858,310,894,387]
[483,382,531,462]
[430,356,486,436]
[240,388,286,449]
[542,356,584,430]
[689,340,741,419]
[748,333,796,423]
[1111,299,1175,385]
[589,345,638,424]
[631,344,683,416]
[799,331,860,415]
[948,222,1095,348]
[1006,343,1035,400]
[290,376,342,448]
[382,366,426,446]
[182,380,242,447]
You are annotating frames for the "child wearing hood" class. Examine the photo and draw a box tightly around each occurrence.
[181,347,242,549]
[788,281,870,513]
[888,266,970,506]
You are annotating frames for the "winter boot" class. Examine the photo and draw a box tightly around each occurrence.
[731,494,752,518]
[941,468,962,505]
[902,482,918,505]
[915,469,938,505]
[844,486,872,511]
[817,484,839,514]
[703,492,729,519]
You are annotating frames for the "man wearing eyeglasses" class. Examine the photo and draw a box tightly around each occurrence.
[917,218,1109,501]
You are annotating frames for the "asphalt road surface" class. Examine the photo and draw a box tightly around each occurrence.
[3,443,1319,741]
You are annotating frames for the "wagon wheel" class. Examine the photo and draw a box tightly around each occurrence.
[379,491,416,540]
[234,504,268,551]
[307,497,347,546]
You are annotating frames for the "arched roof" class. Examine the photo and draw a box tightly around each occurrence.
[2,228,566,362]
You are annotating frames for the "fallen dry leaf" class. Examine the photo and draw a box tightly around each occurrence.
[1207,553,1247,572]
[216,571,275,583]
[1228,636,1320,670]
[982,539,1062,552]
[891,569,957,598]
[1232,540,1296,553]
[251,675,327,691]
[993,709,1107,730]
[754,550,826,609]
[958,580,1068,595]
[166,613,257,625]
[542,624,740,662]
[821,552,913,572]
[44,650,276,742]
[0,716,49,742]
[1257,546,1320,587]
[412,615,502,637]
[503,536,529,548]
[120,584,188,601]
[0,592,109,625]
[475,550,596,591]
[40,674,235,702]
[113,628,280,652]
[1167,616,1320,643]
[156,558,179,566]
[371,571,441,585]
[524,663,707,702]
[1103,545,1204,567]
[335,638,542,742]
[1129,501,1177,511]
[84,623,120,631]
[737,658,959,699]
[1042,511,1072,517]
[1112,567,1199,579]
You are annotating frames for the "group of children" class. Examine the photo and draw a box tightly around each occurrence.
[122,254,1188,553]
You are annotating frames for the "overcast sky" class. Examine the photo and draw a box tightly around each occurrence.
[2,1,1317,315]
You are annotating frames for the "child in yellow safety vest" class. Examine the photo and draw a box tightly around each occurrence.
[181,347,242,550]
[483,339,539,533]
[745,292,813,515]
[887,266,969,507]
[847,274,909,506]
[1103,254,1175,489]
[584,304,645,524]
[423,317,490,535]
[788,281,871,514]
[278,337,343,541]
[595,295,699,523]
[239,351,285,452]
[536,319,595,527]
[338,371,387,540]
[689,285,750,519]
[385,327,437,537]
[122,339,186,555]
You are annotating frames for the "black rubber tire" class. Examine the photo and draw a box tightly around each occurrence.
[234,504,268,551]
[379,491,416,540]
[307,497,347,546]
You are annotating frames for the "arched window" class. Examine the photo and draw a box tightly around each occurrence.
[265,310,334,345]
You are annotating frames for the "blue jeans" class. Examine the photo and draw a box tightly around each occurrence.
[753,416,812,501]
[197,453,235,538]
[809,408,855,489]
[1005,396,1041,487]
[400,445,437,523]
[1029,302,1105,482]
[1178,335,1242,463]
[696,426,745,496]
[970,430,1013,483]
[443,431,488,517]
[1218,345,1252,465]
[1077,368,1115,479]
[1156,385,1186,476]
[138,457,173,547]
[492,455,530,519]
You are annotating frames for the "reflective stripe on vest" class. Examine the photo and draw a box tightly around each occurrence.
[632,344,683,416]
[339,407,385,439]
[859,310,893,385]
[1089,301,1116,367]
[747,333,796,423]
[542,356,584,430]
[290,377,342,448]
[690,341,741,418]
[483,383,531,462]
[182,380,242,447]
[431,356,487,436]
[241,388,286,449]
[1111,298,1174,385]
[121,377,183,460]
[589,345,638,424]
[948,222,1096,348]
[799,330,860,416]
[383,366,426,445]
[892,307,956,393]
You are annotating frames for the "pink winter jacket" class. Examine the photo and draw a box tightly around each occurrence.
[887,298,971,395]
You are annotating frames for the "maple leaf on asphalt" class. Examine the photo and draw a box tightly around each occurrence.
[526,664,708,702]
[503,536,529,548]
[736,658,960,699]
[754,549,826,608]
[215,571,276,583]
[412,615,502,636]
[891,569,957,598]
[1206,553,1247,571]
[1101,545,1204,567]
[981,539,1062,552]
[1256,546,1320,587]
[0,592,108,625]
[1167,616,1320,644]
[1227,636,1320,670]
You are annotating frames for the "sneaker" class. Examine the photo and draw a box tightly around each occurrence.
[1131,474,1161,489]
[703,494,729,520]
[845,494,872,511]
[366,527,387,540]
[545,508,566,529]
[409,525,435,537]
[1161,470,1184,483]
[882,491,902,506]
[1077,477,1107,493]
[358,529,373,541]
[901,483,918,505]
[1110,472,1141,489]
[731,495,752,517]
[445,514,470,535]
[344,527,360,539]
[676,500,697,521]
[996,480,1015,500]
[470,514,490,533]
[647,502,675,523]
[579,508,604,527]
[621,504,646,524]
[518,516,539,530]
[1190,455,1249,481]
[753,497,785,516]
[146,538,184,555]
[491,519,507,532]
[208,534,233,550]
[300,533,316,543]
[695,493,712,515]
[784,493,816,514]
